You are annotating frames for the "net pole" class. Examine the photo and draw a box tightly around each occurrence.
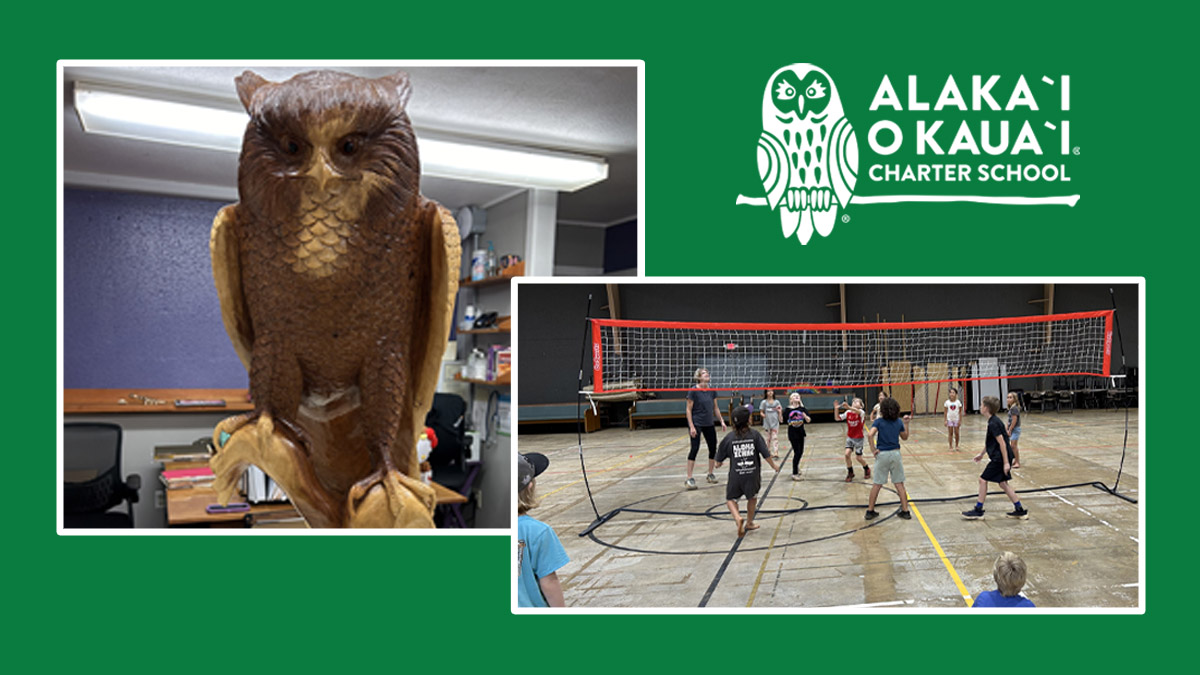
[576,294,602,521]
[1109,288,1131,494]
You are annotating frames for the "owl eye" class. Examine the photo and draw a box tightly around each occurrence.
[280,136,302,156]
[337,134,367,157]
[806,81,828,99]
[775,82,796,100]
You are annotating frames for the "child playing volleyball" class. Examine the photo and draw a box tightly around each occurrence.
[837,398,871,482]
[714,405,781,537]
[961,396,1028,520]
[517,453,569,607]
[1006,391,1023,469]
[784,392,812,480]
[944,387,964,451]
[870,390,887,423]
[760,389,783,459]
[865,396,912,520]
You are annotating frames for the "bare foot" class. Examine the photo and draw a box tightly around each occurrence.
[745,522,760,533]
[733,512,744,538]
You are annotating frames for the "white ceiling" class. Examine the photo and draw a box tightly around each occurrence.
[62,64,639,225]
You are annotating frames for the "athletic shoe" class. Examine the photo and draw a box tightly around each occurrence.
[1006,507,1029,519]
[685,477,697,490]
[863,466,871,479]
[791,474,802,481]
[706,473,718,484]
[961,507,985,519]
[898,510,912,520]
[845,473,854,483]
[864,510,879,520]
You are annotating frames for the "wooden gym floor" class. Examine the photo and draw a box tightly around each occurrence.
[516,408,1141,610]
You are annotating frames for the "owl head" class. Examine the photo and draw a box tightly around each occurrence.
[234,70,420,221]
[762,64,845,128]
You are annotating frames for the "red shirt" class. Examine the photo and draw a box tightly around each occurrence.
[843,409,864,439]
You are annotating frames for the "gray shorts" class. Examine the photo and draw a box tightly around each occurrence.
[845,436,865,455]
[873,450,905,485]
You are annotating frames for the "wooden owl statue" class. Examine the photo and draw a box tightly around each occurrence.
[208,70,461,528]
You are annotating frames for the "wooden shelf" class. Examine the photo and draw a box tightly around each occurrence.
[459,272,520,288]
[458,315,511,334]
[64,388,253,414]
[454,374,510,387]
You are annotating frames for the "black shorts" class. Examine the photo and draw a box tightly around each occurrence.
[980,458,1012,483]
[726,473,761,501]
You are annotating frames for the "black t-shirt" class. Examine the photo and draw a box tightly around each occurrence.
[785,405,809,436]
[985,416,1011,461]
[716,430,770,478]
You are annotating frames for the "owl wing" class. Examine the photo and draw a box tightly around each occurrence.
[210,204,254,372]
[409,199,462,440]
[828,117,858,210]
[757,131,790,210]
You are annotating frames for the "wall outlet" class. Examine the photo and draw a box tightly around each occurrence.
[155,489,165,509]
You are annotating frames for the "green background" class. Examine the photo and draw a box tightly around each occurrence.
[16,1,1183,672]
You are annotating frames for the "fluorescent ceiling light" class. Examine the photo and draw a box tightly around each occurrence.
[73,80,608,192]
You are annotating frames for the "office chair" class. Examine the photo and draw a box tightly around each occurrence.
[426,393,481,528]
[63,422,141,528]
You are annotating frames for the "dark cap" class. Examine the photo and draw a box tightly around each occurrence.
[518,452,549,490]
[732,405,751,427]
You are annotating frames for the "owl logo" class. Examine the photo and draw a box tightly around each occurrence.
[757,64,858,244]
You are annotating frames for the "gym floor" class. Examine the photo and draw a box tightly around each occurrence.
[517,407,1141,610]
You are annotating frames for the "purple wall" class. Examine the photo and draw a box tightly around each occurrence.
[64,188,248,388]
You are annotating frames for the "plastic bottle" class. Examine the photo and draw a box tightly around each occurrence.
[471,249,486,281]
[487,241,497,277]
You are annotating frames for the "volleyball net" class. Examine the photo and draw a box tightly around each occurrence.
[589,310,1114,394]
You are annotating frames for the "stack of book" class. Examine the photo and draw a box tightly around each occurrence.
[160,466,215,490]
[153,438,213,464]
[243,464,289,504]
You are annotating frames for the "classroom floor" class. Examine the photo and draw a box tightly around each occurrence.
[517,408,1141,610]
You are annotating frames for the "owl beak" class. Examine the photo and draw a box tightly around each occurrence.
[303,150,341,192]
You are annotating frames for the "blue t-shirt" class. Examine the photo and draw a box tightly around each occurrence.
[973,589,1035,608]
[687,388,717,427]
[871,417,905,451]
[517,514,569,608]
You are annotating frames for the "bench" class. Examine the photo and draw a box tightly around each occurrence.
[628,398,729,430]
[518,403,600,432]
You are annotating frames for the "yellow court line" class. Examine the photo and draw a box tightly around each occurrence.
[910,502,974,607]
[540,433,689,499]
[746,471,793,607]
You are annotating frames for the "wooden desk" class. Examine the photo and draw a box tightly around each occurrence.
[166,479,467,526]
[65,388,252,415]
[431,480,468,505]
[167,487,299,527]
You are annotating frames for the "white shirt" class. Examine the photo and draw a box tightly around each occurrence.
[944,399,963,422]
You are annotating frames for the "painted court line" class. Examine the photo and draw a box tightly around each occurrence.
[910,502,974,607]
[541,433,688,499]
[746,470,798,607]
